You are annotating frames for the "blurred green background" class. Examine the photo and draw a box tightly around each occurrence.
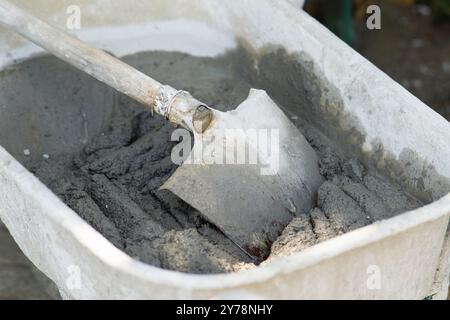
[304,0,450,121]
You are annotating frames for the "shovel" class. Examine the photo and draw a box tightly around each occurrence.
[0,1,324,261]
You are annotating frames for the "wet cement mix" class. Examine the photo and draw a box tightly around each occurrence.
[23,50,422,274]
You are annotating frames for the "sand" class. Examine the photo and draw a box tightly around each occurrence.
[16,50,422,274]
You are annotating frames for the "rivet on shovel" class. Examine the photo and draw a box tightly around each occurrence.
[193,105,213,134]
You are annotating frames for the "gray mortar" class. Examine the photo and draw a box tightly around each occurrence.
[0,48,422,273]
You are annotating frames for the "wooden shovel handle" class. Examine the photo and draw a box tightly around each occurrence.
[0,0,164,112]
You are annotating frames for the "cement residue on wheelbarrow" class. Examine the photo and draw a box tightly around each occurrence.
[2,48,422,274]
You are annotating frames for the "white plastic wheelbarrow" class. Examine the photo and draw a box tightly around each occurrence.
[0,0,449,299]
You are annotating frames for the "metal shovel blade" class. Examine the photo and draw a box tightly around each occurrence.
[162,89,323,261]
